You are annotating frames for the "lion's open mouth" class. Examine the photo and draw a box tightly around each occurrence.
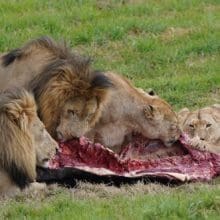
[37,134,220,185]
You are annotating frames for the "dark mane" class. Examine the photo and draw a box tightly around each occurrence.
[2,36,72,67]
[29,54,92,98]
[5,161,31,189]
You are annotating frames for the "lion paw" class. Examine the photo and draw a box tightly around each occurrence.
[189,137,207,151]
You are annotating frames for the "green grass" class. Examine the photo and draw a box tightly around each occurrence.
[0,0,219,219]
[0,0,219,110]
[1,182,220,220]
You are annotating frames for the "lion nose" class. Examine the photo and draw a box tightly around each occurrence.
[54,141,59,151]
[55,147,59,154]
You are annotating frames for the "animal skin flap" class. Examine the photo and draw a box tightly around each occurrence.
[37,134,220,185]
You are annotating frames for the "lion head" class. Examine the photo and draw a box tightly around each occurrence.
[136,88,180,145]
[140,97,181,146]
[55,73,113,140]
[117,73,181,147]
[0,88,58,189]
[29,56,113,140]
[178,104,220,141]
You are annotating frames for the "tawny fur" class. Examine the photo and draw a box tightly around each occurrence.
[178,104,220,154]
[0,89,37,188]
[0,88,58,196]
[0,37,76,90]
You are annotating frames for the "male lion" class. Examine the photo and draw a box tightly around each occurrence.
[0,37,113,138]
[0,88,58,196]
[56,72,181,150]
[178,104,220,154]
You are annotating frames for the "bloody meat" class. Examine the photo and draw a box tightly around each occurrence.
[39,134,220,183]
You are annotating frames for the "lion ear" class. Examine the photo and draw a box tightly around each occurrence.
[5,106,28,130]
[212,104,220,119]
[5,105,20,121]
[18,112,29,131]
[178,108,190,124]
[143,104,162,120]
[146,88,156,96]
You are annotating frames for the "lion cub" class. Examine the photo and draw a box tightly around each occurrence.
[0,88,58,197]
[178,104,220,154]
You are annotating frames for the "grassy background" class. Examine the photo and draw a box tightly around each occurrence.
[1,182,220,220]
[0,0,219,110]
[0,0,219,219]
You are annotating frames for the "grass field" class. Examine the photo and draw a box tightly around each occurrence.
[0,0,219,219]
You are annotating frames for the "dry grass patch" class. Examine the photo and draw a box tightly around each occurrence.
[71,181,170,200]
[1,180,219,203]
[160,27,193,42]
[96,0,145,9]
[204,4,220,12]
[71,181,220,200]
[75,41,126,67]
[185,54,217,68]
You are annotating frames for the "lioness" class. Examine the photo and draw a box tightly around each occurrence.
[0,88,58,196]
[178,104,220,154]
[56,72,181,150]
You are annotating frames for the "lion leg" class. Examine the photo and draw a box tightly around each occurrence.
[23,182,47,195]
[0,170,21,197]
[189,137,220,154]
[92,123,129,152]
[0,169,48,198]
[200,142,220,154]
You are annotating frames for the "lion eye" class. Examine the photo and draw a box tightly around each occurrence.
[206,123,212,128]
[67,110,75,116]
[189,124,194,129]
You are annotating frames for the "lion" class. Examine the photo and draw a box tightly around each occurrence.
[0,88,58,196]
[56,71,181,151]
[0,37,180,150]
[0,37,113,138]
[178,104,220,154]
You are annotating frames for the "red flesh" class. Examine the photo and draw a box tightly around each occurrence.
[49,134,220,182]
